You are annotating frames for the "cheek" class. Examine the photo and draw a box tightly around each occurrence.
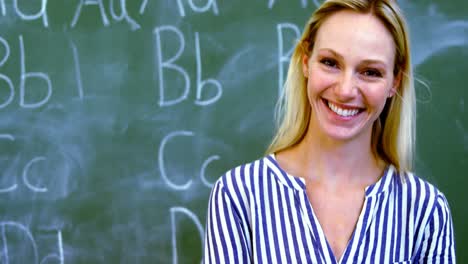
[307,67,335,94]
[364,84,392,111]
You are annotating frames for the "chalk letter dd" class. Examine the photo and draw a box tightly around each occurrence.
[0,222,64,264]
[170,207,204,264]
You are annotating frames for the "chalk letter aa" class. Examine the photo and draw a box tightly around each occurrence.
[109,0,140,30]
[13,0,49,27]
[177,0,219,17]
[71,0,110,28]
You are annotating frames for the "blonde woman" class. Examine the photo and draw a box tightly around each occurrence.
[204,0,456,263]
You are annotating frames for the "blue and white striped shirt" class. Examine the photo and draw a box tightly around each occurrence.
[204,155,456,263]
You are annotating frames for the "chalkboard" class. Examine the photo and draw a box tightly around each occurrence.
[0,0,466,263]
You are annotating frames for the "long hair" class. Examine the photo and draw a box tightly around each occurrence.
[266,0,415,172]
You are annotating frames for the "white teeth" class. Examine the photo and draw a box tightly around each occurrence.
[327,101,359,117]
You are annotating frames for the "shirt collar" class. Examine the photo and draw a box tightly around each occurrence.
[265,154,395,197]
[265,154,305,191]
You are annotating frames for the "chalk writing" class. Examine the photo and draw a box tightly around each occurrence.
[39,231,64,264]
[109,0,140,31]
[0,222,64,264]
[13,0,49,27]
[0,36,9,67]
[0,176,16,193]
[268,0,323,8]
[277,23,300,96]
[0,0,5,16]
[0,134,17,193]
[159,131,221,190]
[194,32,222,106]
[154,25,189,107]
[200,155,219,188]
[159,131,194,190]
[0,72,14,109]
[71,0,110,28]
[176,0,219,17]
[154,26,223,107]
[139,0,147,14]
[19,35,52,109]
[0,134,14,141]
[71,41,84,100]
[170,207,204,264]
[0,221,38,263]
[22,156,48,193]
[0,35,13,109]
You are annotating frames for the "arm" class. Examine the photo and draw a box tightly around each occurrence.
[414,193,456,263]
[204,178,251,263]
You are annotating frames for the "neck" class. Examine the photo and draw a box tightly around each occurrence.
[283,124,383,188]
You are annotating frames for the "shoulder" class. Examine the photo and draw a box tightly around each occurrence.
[399,172,456,260]
[211,154,300,204]
[213,155,272,196]
[401,171,450,209]
[398,171,453,231]
[207,156,274,223]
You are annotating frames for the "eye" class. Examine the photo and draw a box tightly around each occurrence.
[362,68,383,78]
[320,58,338,68]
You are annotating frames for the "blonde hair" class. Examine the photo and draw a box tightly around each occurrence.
[266,0,415,172]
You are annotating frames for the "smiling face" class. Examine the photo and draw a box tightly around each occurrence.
[302,10,400,145]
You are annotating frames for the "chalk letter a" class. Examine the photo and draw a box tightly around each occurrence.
[13,0,49,27]
[71,0,110,28]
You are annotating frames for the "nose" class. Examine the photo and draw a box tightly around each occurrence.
[334,71,357,101]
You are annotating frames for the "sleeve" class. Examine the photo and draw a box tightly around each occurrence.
[203,178,251,264]
[415,193,456,263]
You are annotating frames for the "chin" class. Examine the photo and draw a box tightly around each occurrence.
[320,124,370,143]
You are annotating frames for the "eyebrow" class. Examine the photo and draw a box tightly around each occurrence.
[318,48,389,67]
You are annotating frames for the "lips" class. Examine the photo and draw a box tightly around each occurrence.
[323,99,364,118]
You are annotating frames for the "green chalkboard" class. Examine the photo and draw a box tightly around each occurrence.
[0,0,466,263]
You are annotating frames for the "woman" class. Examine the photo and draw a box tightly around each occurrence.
[204,0,456,263]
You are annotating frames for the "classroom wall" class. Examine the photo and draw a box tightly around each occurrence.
[0,0,466,263]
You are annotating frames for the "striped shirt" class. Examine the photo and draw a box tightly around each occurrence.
[204,155,456,263]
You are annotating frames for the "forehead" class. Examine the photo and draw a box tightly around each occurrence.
[313,10,396,64]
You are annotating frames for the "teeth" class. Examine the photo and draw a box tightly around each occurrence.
[327,101,359,117]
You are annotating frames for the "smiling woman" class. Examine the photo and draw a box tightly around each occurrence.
[300,10,400,153]
[204,0,456,263]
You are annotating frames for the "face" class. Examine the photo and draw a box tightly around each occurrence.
[302,10,400,144]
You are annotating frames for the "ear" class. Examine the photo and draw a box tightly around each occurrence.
[389,70,402,98]
[302,53,310,78]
